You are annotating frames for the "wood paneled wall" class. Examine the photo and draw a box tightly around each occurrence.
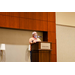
[0,12,56,62]
[48,12,56,62]
[0,12,48,31]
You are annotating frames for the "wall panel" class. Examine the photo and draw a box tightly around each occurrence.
[19,18,25,29]
[9,12,20,17]
[50,54,56,62]
[28,12,36,19]
[5,12,10,16]
[48,32,56,43]
[48,12,55,22]
[0,15,6,27]
[36,12,48,21]
[51,43,56,54]
[0,12,6,15]
[35,20,47,31]
[9,16,19,29]
[48,22,56,32]
[5,16,10,28]
[28,19,36,30]
[19,12,28,18]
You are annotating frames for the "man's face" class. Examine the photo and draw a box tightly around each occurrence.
[33,33,37,38]
[34,33,37,36]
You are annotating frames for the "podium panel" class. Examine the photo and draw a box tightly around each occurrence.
[31,42,52,62]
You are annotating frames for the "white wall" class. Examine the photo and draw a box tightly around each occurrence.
[56,12,75,62]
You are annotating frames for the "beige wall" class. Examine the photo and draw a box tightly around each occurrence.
[56,12,75,62]
[0,28,43,62]
[56,12,75,26]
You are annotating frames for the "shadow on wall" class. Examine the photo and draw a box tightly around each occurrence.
[0,50,6,62]
[25,46,30,62]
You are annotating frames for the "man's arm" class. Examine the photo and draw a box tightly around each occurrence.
[29,38,36,44]
[29,38,33,44]
[36,38,41,42]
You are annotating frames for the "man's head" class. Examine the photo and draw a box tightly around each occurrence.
[32,31,37,38]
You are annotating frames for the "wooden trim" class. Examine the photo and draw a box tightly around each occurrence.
[56,24,75,28]
[38,49,52,51]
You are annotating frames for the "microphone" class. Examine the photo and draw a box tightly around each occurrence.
[38,36,42,38]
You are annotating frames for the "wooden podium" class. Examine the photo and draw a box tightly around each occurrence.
[31,42,52,62]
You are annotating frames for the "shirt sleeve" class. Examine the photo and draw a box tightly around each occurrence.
[29,38,32,44]
[29,38,34,44]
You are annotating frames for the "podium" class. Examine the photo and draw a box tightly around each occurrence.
[31,42,52,62]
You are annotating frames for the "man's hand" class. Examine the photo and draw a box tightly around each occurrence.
[33,40,36,43]
[29,40,36,44]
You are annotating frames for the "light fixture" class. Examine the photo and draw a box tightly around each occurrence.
[0,44,5,61]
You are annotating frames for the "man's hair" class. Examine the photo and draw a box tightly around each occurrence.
[32,31,37,35]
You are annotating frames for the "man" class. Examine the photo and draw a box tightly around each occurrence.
[29,31,41,62]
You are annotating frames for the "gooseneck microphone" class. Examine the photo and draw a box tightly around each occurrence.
[38,36,42,38]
